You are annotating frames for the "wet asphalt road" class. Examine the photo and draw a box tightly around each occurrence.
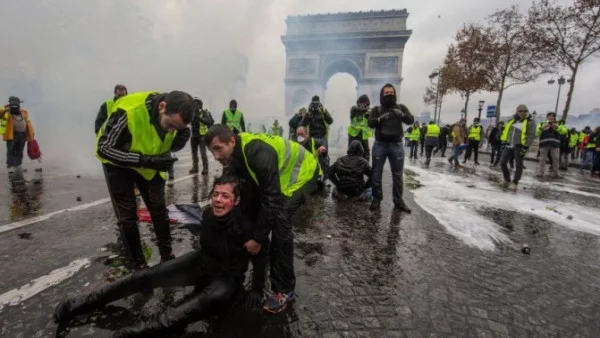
[0,147,599,338]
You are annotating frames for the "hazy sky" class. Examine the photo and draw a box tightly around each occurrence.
[0,0,597,171]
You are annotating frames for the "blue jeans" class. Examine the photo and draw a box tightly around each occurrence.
[371,141,405,204]
[6,131,27,167]
[313,136,330,180]
[449,146,464,166]
[580,149,595,172]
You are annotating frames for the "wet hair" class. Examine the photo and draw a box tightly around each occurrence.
[205,124,235,144]
[229,99,237,108]
[164,91,195,124]
[211,175,241,198]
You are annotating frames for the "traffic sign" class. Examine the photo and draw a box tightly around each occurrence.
[486,105,496,118]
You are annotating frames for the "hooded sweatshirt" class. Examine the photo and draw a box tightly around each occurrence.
[505,111,536,148]
[328,140,372,197]
[368,84,414,142]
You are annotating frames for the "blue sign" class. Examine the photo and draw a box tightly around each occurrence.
[486,105,496,118]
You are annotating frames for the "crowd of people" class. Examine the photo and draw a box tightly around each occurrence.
[1,82,598,336]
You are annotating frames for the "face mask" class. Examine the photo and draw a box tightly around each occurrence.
[297,136,306,143]
[381,95,395,107]
[9,104,20,114]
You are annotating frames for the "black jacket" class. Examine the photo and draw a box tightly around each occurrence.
[97,93,190,167]
[94,97,118,134]
[329,141,372,197]
[198,207,257,282]
[488,127,501,146]
[439,126,450,143]
[224,135,286,245]
[301,103,333,138]
[299,137,324,154]
[191,109,214,137]
[368,84,414,142]
[288,114,303,133]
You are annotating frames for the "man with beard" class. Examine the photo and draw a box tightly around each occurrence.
[367,83,414,212]
[95,84,128,134]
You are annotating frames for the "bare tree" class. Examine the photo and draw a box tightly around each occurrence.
[529,0,600,119]
[442,25,491,121]
[484,5,550,123]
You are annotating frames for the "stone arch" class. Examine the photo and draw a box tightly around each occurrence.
[281,10,412,118]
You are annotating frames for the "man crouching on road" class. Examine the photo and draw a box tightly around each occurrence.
[205,125,319,314]
[54,175,266,337]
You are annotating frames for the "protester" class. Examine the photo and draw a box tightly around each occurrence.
[330,140,372,201]
[1,96,36,174]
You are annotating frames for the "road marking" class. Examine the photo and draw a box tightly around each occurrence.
[0,258,91,312]
[0,172,207,234]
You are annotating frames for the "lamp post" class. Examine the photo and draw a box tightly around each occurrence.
[429,69,441,123]
[477,100,485,120]
[548,76,572,116]
[460,108,466,120]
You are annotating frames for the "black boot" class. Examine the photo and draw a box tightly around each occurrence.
[54,293,102,323]
[394,200,412,213]
[369,200,380,211]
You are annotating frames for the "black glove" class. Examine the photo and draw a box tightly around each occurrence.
[378,112,391,122]
[139,154,178,172]
[520,146,528,156]
[391,109,404,118]
[398,103,410,114]
[243,289,264,312]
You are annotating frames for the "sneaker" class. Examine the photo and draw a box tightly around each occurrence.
[394,201,412,213]
[263,291,296,314]
[189,168,198,174]
[447,158,453,165]
[369,200,380,211]
[475,161,480,165]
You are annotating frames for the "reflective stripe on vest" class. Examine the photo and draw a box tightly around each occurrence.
[310,138,323,176]
[224,109,242,131]
[240,133,317,197]
[347,113,372,140]
[468,125,482,141]
[500,118,529,146]
[0,112,7,135]
[96,91,175,181]
[426,124,440,137]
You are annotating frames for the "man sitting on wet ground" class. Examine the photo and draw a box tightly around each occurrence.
[54,175,266,338]
[329,140,373,202]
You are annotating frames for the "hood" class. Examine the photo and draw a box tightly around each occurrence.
[347,140,364,156]
[357,94,370,106]
[379,83,397,106]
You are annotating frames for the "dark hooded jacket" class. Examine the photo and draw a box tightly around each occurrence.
[368,84,414,142]
[328,140,372,197]
[301,102,333,139]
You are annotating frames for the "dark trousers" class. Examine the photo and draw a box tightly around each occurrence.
[592,151,600,173]
[434,139,447,156]
[419,139,425,156]
[348,135,370,162]
[270,172,318,293]
[500,146,525,184]
[103,164,172,268]
[313,136,330,180]
[463,139,480,162]
[425,145,435,162]
[190,136,209,171]
[65,251,237,335]
[372,141,405,204]
[6,131,27,167]
[490,143,501,164]
[409,140,419,158]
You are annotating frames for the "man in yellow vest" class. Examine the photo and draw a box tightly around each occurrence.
[407,121,421,159]
[221,99,245,134]
[205,124,319,314]
[462,117,484,165]
[189,98,214,175]
[347,94,373,161]
[94,84,128,134]
[96,91,194,270]
[424,121,441,166]
[270,119,283,136]
[1,96,36,174]
[499,104,537,189]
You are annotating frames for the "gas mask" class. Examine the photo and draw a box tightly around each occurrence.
[9,104,20,115]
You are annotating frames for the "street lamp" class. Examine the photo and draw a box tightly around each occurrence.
[477,100,485,120]
[548,76,572,116]
[429,69,441,123]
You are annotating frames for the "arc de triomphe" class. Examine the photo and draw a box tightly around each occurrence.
[281,10,412,117]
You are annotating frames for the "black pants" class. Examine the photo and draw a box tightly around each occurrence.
[190,136,209,171]
[490,143,501,164]
[270,172,318,294]
[425,145,435,162]
[500,146,525,183]
[409,140,419,158]
[434,139,447,157]
[419,139,425,156]
[463,139,480,162]
[63,251,237,336]
[348,135,370,162]
[6,131,27,167]
[103,164,172,268]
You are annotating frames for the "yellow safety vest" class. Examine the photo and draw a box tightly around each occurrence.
[96,91,176,181]
[347,112,372,140]
[426,124,440,137]
[309,138,323,176]
[500,118,529,146]
[569,132,579,148]
[240,133,317,197]
[198,110,209,136]
[0,111,7,136]
[468,125,482,141]
[578,131,586,143]
[224,109,243,132]
[270,124,282,136]
[408,127,421,141]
